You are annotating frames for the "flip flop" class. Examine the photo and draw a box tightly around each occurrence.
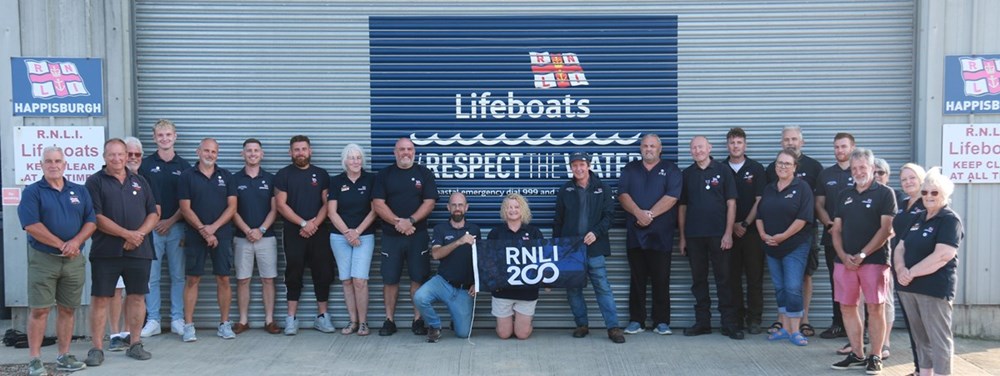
[799,323,816,337]
[767,322,783,334]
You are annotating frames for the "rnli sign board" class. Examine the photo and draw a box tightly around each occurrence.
[369,16,678,225]
[941,124,1000,183]
[14,126,105,185]
[11,58,104,116]
[944,55,1000,114]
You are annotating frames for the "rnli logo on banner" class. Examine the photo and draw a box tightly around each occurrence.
[960,57,1000,96]
[945,55,1000,114]
[11,57,104,116]
[530,52,588,89]
[24,60,91,99]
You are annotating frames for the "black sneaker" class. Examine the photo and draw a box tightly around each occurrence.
[820,324,847,339]
[865,355,882,375]
[746,320,762,335]
[426,327,442,343]
[831,352,867,370]
[126,342,152,361]
[725,327,745,340]
[411,318,428,335]
[378,319,397,336]
[683,325,712,337]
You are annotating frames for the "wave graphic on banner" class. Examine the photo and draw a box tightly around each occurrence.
[410,132,641,147]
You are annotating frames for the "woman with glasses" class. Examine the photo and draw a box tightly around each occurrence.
[892,163,928,376]
[756,148,814,346]
[894,168,962,376]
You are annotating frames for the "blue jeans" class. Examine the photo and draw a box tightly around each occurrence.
[566,255,620,328]
[413,275,474,338]
[767,241,810,318]
[147,222,185,322]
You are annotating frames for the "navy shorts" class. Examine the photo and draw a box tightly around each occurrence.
[805,238,820,276]
[91,257,152,297]
[380,231,430,285]
[185,232,233,276]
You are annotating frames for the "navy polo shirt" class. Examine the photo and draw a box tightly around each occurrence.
[177,163,237,237]
[274,164,330,222]
[680,160,738,238]
[833,182,896,265]
[233,167,275,238]
[328,170,376,236]
[373,163,439,236]
[86,169,157,259]
[815,164,855,245]
[724,156,766,225]
[618,159,682,251]
[139,152,190,219]
[765,153,823,189]
[18,178,96,255]
[757,178,814,258]
[488,223,544,301]
[897,206,962,300]
[432,222,482,286]
[891,194,925,250]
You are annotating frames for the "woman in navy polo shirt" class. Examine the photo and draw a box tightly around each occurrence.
[894,168,963,376]
[488,193,544,340]
[890,162,927,372]
[756,148,814,346]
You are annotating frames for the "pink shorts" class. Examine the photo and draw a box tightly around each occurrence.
[833,263,891,306]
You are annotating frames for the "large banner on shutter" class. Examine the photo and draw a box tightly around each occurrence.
[369,16,678,226]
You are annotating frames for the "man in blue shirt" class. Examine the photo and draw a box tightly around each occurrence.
[18,146,96,374]
[414,192,481,342]
[618,134,681,336]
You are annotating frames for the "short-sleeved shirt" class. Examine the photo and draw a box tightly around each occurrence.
[18,178,96,255]
[891,194,925,250]
[757,178,814,258]
[680,160,738,238]
[618,159,682,251]
[833,182,897,265]
[897,206,962,300]
[373,163,439,236]
[178,163,237,236]
[233,167,275,238]
[724,156,766,224]
[274,164,330,221]
[139,152,191,219]
[431,222,482,286]
[766,153,823,189]
[85,169,158,259]
[328,170,376,236]
[814,164,854,245]
[488,223,544,301]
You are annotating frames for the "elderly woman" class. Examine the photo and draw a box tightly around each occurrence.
[756,148,814,346]
[893,163,928,374]
[895,168,963,376]
[488,193,543,339]
[327,144,377,336]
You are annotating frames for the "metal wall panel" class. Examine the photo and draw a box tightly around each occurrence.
[134,0,915,330]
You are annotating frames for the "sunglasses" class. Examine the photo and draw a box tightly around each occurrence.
[128,152,142,158]
[874,170,886,176]
[921,190,940,197]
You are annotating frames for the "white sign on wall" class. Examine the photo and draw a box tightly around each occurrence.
[14,126,104,185]
[942,123,1000,183]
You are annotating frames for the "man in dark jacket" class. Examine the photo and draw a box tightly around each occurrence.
[554,152,624,344]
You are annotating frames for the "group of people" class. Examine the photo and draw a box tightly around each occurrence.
[18,121,961,376]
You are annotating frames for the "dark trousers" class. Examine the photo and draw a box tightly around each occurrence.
[687,236,736,329]
[283,224,334,302]
[730,228,764,326]
[824,244,844,327]
[626,247,672,326]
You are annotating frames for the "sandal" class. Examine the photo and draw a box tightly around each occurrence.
[767,328,790,341]
[356,322,370,336]
[789,331,808,346]
[799,323,815,337]
[836,342,853,355]
[767,322,783,334]
[341,321,358,335]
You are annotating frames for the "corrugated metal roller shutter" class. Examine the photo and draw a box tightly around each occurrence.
[134,0,914,330]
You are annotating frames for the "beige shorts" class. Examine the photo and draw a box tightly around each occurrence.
[234,236,278,279]
[491,297,537,318]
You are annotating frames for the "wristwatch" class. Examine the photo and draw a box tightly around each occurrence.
[299,220,308,228]
[739,221,748,228]
[259,226,267,233]
[859,252,867,259]
[408,216,416,224]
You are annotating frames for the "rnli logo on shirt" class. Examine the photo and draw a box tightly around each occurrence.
[341,184,350,192]
[238,185,249,191]
[217,176,226,187]
[844,197,854,205]
[923,226,935,237]
[910,223,921,231]
[784,190,797,199]
[260,182,269,190]
[131,181,143,191]
[826,180,837,186]
[565,186,575,192]
[704,175,720,190]
[150,166,161,173]
[311,174,318,186]
[172,170,182,176]
[530,52,588,89]
[444,234,456,242]
[743,172,754,184]
[796,172,807,179]
[413,178,422,190]
[357,185,367,192]
[522,233,531,241]
[68,191,80,204]
[862,198,873,208]
[658,169,667,176]
[594,188,603,194]
[847,177,855,186]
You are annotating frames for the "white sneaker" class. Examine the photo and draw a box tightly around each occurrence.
[284,316,298,336]
[217,321,236,339]
[314,314,336,333]
[140,320,161,338]
[171,319,185,335]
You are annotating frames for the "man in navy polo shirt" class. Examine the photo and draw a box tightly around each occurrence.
[830,148,896,372]
[414,192,481,342]
[723,128,767,334]
[18,146,96,374]
[814,132,856,339]
[177,138,237,342]
[139,119,190,338]
[679,136,742,339]
[85,138,159,366]
[274,135,335,335]
[372,137,439,336]
[618,134,681,336]
[231,138,279,334]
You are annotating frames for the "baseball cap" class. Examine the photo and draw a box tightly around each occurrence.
[569,151,590,163]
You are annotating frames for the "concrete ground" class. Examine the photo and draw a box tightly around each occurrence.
[1,324,997,375]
